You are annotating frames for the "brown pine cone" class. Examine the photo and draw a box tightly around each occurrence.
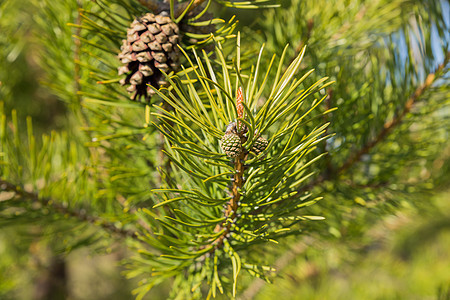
[118,13,181,102]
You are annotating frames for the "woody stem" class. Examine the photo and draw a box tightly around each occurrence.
[211,141,245,250]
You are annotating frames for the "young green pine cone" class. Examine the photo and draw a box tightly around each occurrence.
[221,133,242,158]
[252,135,268,155]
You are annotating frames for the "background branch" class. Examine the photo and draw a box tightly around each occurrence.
[337,52,450,174]
[0,179,139,240]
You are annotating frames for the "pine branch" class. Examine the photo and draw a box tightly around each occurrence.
[211,88,245,251]
[304,51,449,189]
[127,39,331,298]
[212,144,245,250]
[241,51,450,298]
[337,51,450,174]
[0,179,139,241]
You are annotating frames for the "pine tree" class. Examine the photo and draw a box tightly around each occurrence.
[0,0,449,299]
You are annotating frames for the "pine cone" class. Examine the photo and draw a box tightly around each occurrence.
[118,13,181,102]
[252,135,268,155]
[221,133,242,158]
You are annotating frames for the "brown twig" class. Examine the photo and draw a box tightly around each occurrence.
[0,179,139,240]
[211,154,244,250]
[211,131,245,250]
[210,89,246,251]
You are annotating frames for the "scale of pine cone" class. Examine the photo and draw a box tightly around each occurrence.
[118,13,181,102]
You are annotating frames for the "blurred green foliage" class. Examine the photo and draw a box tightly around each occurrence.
[255,189,450,299]
[0,0,67,133]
